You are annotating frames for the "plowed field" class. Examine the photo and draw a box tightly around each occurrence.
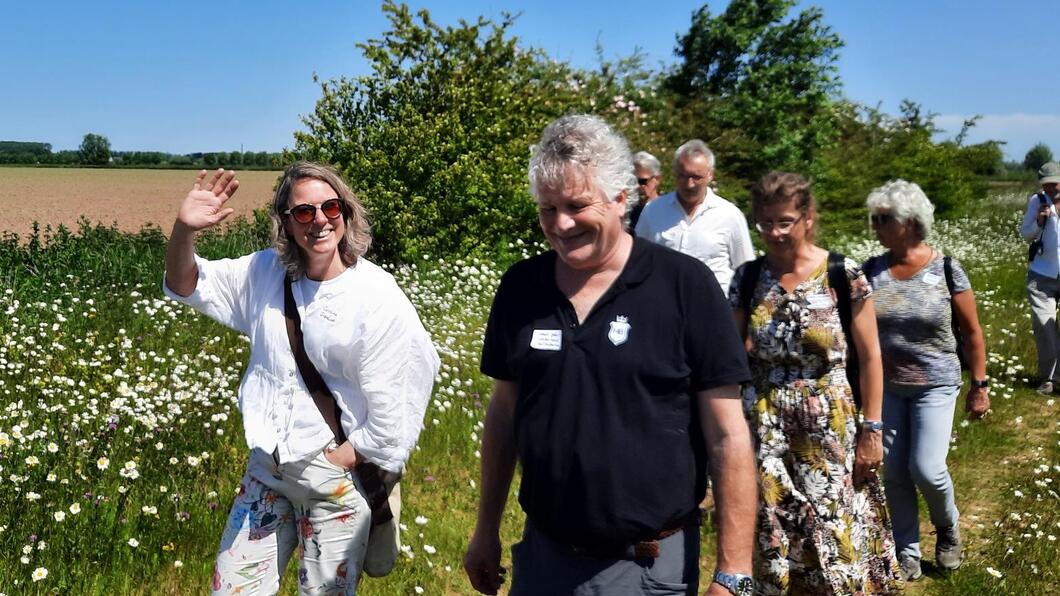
[0,167,282,238]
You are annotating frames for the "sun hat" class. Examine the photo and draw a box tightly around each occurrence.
[1040,161,1060,184]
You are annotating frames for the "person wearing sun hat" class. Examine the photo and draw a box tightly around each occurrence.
[1020,161,1060,394]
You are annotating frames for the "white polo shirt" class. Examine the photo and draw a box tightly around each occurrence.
[634,189,755,296]
[163,249,440,473]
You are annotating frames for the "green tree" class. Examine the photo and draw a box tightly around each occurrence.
[664,0,843,183]
[814,100,986,231]
[78,133,111,166]
[1024,143,1053,171]
[295,0,588,262]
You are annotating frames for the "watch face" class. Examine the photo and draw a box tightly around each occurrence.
[736,577,754,595]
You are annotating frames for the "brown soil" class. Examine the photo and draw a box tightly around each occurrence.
[0,167,283,238]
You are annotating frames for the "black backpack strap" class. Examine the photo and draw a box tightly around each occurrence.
[739,256,765,314]
[737,256,765,338]
[827,252,861,408]
[942,255,969,370]
[942,255,955,295]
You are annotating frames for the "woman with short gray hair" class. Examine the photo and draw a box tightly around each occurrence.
[862,179,989,582]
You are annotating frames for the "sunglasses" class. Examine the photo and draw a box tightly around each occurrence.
[870,213,895,226]
[754,214,803,234]
[283,198,345,224]
[637,177,652,185]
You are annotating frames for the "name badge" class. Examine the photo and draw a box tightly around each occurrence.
[807,293,833,309]
[921,272,941,286]
[530,329,562,351]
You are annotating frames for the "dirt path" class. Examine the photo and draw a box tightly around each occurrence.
[0,167,282,238]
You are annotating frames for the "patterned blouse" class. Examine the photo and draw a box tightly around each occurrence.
[862,253,970,388]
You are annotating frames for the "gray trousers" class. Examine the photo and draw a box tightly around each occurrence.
[1028,271,1060,381]
[509,522,699,596]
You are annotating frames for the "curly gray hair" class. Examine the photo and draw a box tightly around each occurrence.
[270,161,372,278]
[529,114,637,209]
[865,179,935,240]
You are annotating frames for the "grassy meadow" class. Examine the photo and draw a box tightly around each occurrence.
[0,188,1057,595]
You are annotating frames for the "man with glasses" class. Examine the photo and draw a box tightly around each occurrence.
[634,140,754,297]
[629,151,663,230]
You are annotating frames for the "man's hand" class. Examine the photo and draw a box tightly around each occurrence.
[1038,202,1052,227]
[464,531,506,595]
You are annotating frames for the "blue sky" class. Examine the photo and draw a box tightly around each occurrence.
[1,0,1053,160]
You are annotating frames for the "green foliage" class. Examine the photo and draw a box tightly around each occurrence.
[814,100,988,233]
[294,0,590,262]
[0,140,51,155]
[1023,142,1053,171]
[664,0,843,183]
[79,133,112,166]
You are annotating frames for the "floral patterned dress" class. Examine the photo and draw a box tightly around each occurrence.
[729,256,902,595]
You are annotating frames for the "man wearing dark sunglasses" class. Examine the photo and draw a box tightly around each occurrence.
[634,140,754,298]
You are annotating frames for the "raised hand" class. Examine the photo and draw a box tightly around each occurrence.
[177,169,239,231]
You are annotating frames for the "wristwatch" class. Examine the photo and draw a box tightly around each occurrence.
[971,378,989,389]
[713,570,754,596]
[862,419,884,433]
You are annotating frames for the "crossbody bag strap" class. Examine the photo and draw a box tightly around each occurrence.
[284,276,347,445]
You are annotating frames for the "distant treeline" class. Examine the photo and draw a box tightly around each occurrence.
[0,139,283,170]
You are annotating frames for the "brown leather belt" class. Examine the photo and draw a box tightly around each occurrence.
[566,509,702,560]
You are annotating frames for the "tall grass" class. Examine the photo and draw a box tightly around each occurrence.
[0,191,1056,595]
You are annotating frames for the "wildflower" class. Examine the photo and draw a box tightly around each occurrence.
[46,442,58,453]
[174,560,183,568]
[25,456,39,466]
[415,515,428,525]
[53,511,65,522]
[986,566,1003,578]
[69,503,81,515]
[96,457,109,470]
[26,492,41,501]
[31,567,47,581]
[128,538,139,548]
[423,544,437,554]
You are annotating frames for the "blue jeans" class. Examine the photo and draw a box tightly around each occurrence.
[881,384,961,560]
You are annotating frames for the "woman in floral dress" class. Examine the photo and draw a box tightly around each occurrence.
[729,172,902,594]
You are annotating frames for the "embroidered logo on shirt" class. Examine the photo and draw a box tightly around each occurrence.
[607,315,631,346]
[530,329,562,351]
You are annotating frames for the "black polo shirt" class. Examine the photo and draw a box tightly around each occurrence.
[481,237,750,546]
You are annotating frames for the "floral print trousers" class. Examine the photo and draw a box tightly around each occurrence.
[748,378,902,595]
[211,445,371,595]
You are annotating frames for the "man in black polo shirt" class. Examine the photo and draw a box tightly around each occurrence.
[463,114,757,596]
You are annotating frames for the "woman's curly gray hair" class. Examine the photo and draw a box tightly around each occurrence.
[528,114,638,210]
[865,179,935,240]
[270,161,372,278]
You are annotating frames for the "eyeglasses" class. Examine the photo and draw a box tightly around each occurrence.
[283,198,344,224]
[637,177,652,185]
[755,214,803,234]
[870,213,895,226]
